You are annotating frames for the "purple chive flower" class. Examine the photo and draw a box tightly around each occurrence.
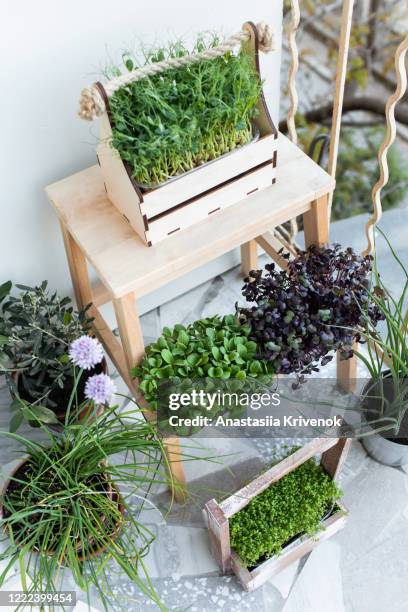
[85,373,116,405]
[69,335,104,370]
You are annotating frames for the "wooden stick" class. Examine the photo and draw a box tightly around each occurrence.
[283,0,301,246]
[286,0,301,145]
[363,31,408,255]
[255,231,293,269]
[327,0,355,217]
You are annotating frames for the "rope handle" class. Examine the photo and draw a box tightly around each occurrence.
[363,31,408,256]
[79,21,274,121]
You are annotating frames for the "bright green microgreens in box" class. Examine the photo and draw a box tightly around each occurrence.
[108,35,262,186]
[132,315,274,411]
[229,459,342,567]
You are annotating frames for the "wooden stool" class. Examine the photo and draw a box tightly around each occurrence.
[46,133,355,501]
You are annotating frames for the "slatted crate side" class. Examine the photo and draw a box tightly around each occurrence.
[321,437,352,482]
[141,135,278,218]
[230,503,348,592]
[146,162,276,245]
[96,130,148,243]
[204,499,232,574]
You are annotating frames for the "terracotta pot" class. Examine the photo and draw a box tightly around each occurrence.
[0,456,125,561]
[10,358,108,424]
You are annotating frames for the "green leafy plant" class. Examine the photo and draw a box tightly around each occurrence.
[108,34,262,186]
[0,399,172,611]
[296,125,408,223]
[331,127,408,222]
[0,281,93,416]
[229,458,342,567]
[132,315,275,411]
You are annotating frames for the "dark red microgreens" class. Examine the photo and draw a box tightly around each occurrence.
[237,244,383,387]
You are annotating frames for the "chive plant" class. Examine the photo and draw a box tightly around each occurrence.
[108,35,262,186]
[352,229,408,438]
[0,336,184,610]
[0,401,173,611]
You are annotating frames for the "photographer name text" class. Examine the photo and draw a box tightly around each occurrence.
[167,415,343,428]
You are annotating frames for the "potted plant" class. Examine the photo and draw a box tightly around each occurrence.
[352,230,408,466]
[237,244,383,387]
[0,281,104,428]
[0,338,172,610]
[132,314,275,433]
[204,435,350,591]
[81,22,278,245]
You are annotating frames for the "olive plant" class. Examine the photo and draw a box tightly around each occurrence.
[0,281,93,422]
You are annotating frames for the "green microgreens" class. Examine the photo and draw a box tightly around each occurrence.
[132,315,275,412]
[108,34,262,186]
[229,458,342,567]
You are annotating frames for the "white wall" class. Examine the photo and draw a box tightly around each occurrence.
[0,0,282,312]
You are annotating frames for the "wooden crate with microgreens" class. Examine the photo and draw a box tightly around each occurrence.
[79,21,278,245]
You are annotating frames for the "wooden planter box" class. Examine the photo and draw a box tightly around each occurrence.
[204,435,351,592]
[95,22,278,246]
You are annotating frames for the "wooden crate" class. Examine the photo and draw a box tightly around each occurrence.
[203,435,351,591]
[95,21,278,246]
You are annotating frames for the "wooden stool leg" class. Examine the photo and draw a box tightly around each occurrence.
[241,241,258,276]
[113,293,187,501]
[337,343,358,393]
[163,436,187,503]
[60,223,93,309]
[113,293,145,372]
[303,195,357,392]
[303,194,330,248]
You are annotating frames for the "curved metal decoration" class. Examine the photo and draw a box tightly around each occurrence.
[364,33,408,255]
[286,0,301,145]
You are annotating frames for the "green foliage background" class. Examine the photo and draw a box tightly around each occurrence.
[300,125,408,222]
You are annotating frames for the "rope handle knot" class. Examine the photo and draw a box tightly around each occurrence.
[256,21,274,53]
[79,21,274,121]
